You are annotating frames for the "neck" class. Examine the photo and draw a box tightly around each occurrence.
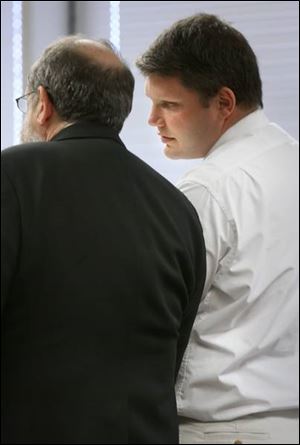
[222,106,258,135]
[45,120,74,141]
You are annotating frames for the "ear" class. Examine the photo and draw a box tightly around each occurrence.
[36,86,54,125]
[217,87,236,119]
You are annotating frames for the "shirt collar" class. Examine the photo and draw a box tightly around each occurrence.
[206,109,270,160]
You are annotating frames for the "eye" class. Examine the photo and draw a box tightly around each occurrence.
[161,101,179,110]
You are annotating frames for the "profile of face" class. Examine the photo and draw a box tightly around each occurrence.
[145,74,224,159]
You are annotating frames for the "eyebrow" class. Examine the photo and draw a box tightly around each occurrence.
[158,99,183,107]
[148,97,182,105]
[160,99,180,103]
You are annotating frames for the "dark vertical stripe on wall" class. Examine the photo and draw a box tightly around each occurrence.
[68,1,76,34]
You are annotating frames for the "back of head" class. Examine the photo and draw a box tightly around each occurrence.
[27,36,135,132]
[137,13,263,109]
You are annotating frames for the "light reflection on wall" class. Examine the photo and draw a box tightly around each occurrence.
[110,1,120,51]
[12,0,23,145]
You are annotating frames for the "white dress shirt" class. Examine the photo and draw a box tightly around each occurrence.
[176,110,299,421]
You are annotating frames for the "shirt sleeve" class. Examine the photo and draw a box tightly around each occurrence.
[177,179,235,299]
[1,168,21,311]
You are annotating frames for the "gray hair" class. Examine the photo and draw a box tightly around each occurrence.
[28,36,135,132]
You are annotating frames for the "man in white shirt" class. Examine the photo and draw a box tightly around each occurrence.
[136,13,299,444]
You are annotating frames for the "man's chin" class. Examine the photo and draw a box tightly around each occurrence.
[163,143,185,160]
[164,142,208,160]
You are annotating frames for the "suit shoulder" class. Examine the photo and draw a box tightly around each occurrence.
[2,142,49,161]
[126,150,200,219]
[1,142,54,174]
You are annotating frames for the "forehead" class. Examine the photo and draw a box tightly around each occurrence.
[145,74,198,101]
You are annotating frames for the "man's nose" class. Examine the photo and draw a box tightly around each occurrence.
[148,107,164,127]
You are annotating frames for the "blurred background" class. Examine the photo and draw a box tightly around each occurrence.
[1,1,299,183]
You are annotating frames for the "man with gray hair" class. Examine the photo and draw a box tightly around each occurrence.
[1,36,206,444]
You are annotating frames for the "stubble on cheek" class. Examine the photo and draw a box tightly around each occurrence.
[20,115,43,143]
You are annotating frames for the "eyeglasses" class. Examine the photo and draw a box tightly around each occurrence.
[15,91,36,114]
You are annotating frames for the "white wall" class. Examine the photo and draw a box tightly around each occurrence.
[75,1,110,40]
[22,1,69,74]
[1,2,15,150]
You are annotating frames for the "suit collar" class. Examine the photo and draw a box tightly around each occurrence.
[51,120,123,145]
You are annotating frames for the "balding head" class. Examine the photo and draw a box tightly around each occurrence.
[74,39,124,69]
[26,35,134,132]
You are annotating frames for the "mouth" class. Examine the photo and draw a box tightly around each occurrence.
[159,134,176,143]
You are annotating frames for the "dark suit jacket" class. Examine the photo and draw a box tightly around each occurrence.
[1,120,206,444]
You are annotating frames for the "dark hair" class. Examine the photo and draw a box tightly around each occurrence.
[136,14,263,109]
[27,36,135,132]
